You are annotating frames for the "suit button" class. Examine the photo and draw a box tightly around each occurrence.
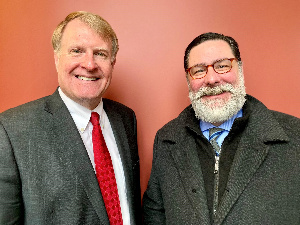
[192,189,197,193]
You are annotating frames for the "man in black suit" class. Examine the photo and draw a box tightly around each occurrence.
[142,32,300,224]
[0,11,141,224]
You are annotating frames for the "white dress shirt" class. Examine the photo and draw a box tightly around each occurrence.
[58,88,131,225]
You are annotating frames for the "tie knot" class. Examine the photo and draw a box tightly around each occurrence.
[209,127,224,141]
[90,112,100,126]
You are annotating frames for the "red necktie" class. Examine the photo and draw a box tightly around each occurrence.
[90,112,123,225]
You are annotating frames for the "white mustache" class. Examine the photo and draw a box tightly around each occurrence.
[196,84,234,98]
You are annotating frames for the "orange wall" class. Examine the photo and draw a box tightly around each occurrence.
[1,0,299,195]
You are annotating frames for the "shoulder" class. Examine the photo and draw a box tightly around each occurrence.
[159,105,192,127]
[0,95,51,121]
[246,95,300,129]
[156,105,196,140]
[0,90,64,128]
[246,95,300,142]
[271,109,300,123]
[271,110,300,133]
[103,98,135,115]
[102,99,137,129]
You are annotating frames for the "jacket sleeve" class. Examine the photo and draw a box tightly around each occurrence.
[142,134,166,225]
[0,122,23,224]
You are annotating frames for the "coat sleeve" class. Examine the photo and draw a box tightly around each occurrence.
[0,122,24,224]
[142,134,166,225]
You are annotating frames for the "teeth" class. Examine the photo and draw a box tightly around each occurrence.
[77,76,98,81]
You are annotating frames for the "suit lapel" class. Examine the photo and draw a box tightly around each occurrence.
[44,91,109,224]
[104,102,133,180]
[103,100,138,223]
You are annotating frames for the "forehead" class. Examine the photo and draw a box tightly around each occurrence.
[60,19,111,49]
[188,40,234,65]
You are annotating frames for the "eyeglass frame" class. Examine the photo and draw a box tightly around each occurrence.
[186,58,237,80]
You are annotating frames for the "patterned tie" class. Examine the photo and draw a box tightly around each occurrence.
[209,127,224,156]
[90,112,123,225]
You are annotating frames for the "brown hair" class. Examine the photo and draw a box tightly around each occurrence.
[184,32,241,71]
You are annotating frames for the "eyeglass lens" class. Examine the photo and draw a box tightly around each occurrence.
[190,58,233,79]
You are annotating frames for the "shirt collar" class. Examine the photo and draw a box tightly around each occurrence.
[58,87,104,133]
[200,109,243,132]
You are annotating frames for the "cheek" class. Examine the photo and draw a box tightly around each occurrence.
[57,56,80,73]
[189,78,204,92]
[223,73,239,88]
[221,66,240,85]
[102,65,114,78]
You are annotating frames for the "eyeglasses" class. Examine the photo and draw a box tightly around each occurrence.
[186,58,237,79]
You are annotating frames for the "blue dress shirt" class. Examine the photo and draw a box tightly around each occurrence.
[200,109,243,147]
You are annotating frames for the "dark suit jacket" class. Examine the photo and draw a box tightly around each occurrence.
[0,90,141,225]
[142,95,300,225]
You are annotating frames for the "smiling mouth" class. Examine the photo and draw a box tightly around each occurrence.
[76,75,99,81]
[202,90,226,97]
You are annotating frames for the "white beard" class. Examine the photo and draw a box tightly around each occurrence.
[188,67,246,124]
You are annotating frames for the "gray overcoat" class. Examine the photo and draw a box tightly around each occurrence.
[143,95,300,225]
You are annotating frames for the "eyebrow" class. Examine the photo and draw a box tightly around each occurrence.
[191,58,229,67]
[67,45,109,51]
[94,47,109,52]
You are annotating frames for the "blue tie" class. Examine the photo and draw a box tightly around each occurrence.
[209,128,224,156]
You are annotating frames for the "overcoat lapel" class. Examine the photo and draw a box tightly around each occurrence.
[168,132,211,224]
[215,131,269,224]
[44,91,109,225]
[216,100,289,224]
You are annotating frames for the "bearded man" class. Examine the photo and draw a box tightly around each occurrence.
[142,32,300,225]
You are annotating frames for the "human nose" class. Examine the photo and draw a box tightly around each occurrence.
[81,52,97,71]
[203,65,220,85]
